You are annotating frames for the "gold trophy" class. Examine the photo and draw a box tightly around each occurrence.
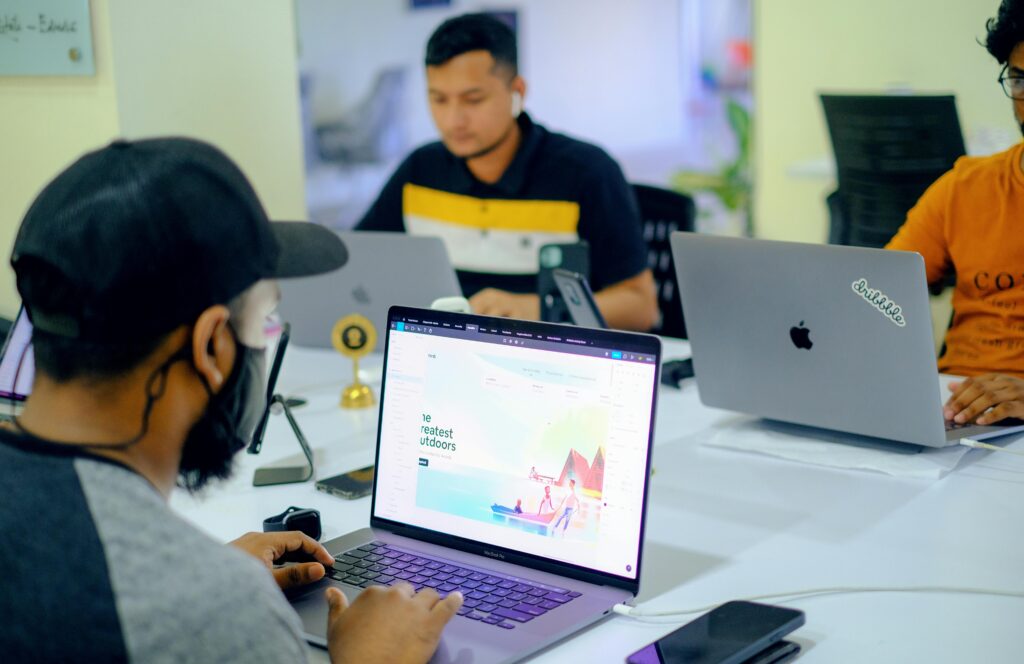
[332,314,377,409]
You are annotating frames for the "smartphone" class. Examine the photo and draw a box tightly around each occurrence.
[248,321,291,455]
[538,241,590,323]
[743,640,801,664]
[625,601,805,664]
[552,268,607,329]
[316,465,375,500]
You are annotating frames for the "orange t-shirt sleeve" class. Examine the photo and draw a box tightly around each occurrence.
[885,168,955,286]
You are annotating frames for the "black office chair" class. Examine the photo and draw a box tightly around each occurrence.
[821,94,966,249]
[632,184,696,338]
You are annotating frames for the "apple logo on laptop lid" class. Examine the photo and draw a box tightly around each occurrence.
[789,321,813,350]
[352,284,371,305]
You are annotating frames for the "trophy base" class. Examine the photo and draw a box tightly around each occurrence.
[341,382,376,409]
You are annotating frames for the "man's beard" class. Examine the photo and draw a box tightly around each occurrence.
[176,339,266,493]
[177,427,238,493]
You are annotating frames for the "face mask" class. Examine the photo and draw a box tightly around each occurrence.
[178,327,267,493]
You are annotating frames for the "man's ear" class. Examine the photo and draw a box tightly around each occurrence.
[191,305,233,392]
[511,76,526,100]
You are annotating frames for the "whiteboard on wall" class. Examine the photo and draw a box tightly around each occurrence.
[0,0,95,76]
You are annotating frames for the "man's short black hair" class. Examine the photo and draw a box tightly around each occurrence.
[425,13,517,76]
[986,0,1024,64]
[17,258,169,382]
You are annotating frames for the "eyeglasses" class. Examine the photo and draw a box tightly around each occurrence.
[998,66,1024,100]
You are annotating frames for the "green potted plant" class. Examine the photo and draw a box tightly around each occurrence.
[670,98,753,236]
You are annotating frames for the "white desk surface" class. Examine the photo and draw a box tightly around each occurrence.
[171,339,1024,663]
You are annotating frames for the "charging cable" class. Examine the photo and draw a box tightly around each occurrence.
[612,586,1024,621]
[959,438,1024,457]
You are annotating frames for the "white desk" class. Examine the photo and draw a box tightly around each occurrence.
[171,340,1024,662]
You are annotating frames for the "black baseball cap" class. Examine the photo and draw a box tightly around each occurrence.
[11,137,347,342]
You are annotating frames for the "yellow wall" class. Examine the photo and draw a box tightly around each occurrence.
[0,0,305,321]
[108,0,307,221]
[754,0,1018,242]
[0,0,120,318]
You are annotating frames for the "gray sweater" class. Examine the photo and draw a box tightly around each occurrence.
[0,430,309,662]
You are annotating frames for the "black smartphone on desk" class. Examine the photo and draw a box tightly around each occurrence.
[625,601,805,664]
[742,640,800,664]
[316,465,375,500]
[552,268,607,328]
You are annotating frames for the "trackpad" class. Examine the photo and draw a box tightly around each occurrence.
[288,580,361,644]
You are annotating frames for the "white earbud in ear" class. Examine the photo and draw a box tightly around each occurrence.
[511,91,523,118]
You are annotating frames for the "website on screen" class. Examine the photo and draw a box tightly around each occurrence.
[374,318,656,579]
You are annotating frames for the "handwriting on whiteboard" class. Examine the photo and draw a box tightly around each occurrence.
[0,13,79,41]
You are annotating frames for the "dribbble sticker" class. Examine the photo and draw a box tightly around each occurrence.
[851,278,906,327]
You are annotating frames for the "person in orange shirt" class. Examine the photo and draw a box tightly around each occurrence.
[887,0,1024,426]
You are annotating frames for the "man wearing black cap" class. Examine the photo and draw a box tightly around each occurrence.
[0,138,461,662]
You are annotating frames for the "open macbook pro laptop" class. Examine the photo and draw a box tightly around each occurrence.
[278,231,462,351]
[670,232,1024,448]
[288,306,661,662]
[0,307,35,415]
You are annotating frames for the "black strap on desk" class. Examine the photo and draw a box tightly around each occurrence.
[262,506,321,541]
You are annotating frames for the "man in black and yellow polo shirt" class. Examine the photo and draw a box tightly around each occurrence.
[357,13,659,331]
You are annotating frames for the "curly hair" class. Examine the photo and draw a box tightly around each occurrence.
[987,0,1024,64]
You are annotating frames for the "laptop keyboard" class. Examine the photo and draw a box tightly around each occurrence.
[944,419,969,431]
[328,541,582,630]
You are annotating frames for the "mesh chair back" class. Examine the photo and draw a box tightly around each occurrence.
[821,94,965,248]
[633,184,696,338]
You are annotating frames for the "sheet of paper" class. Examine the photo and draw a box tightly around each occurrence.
[703,417,970,480]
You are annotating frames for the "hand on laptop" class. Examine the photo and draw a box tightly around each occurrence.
[944,374,1024,425]
[325,583,463,664]
[229,531,335,590]
[469,288,540,320]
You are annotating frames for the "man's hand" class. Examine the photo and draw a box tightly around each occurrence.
[469,289,540,320]
[326,583,462,664]
[943,373,1024,425]
[229,531,334,590]
[593,270,659,331]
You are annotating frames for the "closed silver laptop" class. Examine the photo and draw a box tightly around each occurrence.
[670,232,1024,448]
[278,231,462,350]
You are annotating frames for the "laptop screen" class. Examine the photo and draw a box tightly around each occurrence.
[0,308,35,402]
[372,307,659,582]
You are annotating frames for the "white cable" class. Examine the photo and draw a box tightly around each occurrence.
[959,438,1024,457]
[612,586,1024,621]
